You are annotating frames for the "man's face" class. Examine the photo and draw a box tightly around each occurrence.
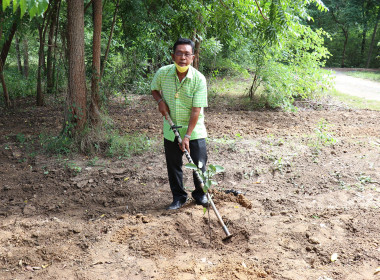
[171,44,194,67]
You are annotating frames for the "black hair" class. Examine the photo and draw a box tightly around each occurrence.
[173,38,195,54]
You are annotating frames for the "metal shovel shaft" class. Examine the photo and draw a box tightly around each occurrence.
[165,113,232,239]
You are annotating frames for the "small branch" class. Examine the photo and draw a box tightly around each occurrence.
[218,0,229,10]
[84,0,94,13]
[255,0,268,20]
[100,0,119,80]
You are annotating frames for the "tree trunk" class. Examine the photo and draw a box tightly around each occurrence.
[90,0,102,125]
[100,0,119,80]
[37,24,45,106]
[23,38,29,78]
[0,15,9,107]
[66,0,87,133]
[366,8,380,68]
[0,65,10,107]
[193,35,201,70]
[0,19,18,67]
[341,28,349,68]
[360,1,369,65]
[53,0,62,94]
[15,35,23,75]
[47,0,60,94]
[0,16,18,107]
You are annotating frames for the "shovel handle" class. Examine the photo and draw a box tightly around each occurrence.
[165,113,232,239]
[165,113,204,187]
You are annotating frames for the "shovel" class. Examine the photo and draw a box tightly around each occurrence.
[165,113,233,241]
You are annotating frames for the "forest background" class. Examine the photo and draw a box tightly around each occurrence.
[0,0,379,151]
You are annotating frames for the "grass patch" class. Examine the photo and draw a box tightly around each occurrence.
[107,132,155,158]
[344,71,380,82]
[208,76,265,110]
[328,89,380,111]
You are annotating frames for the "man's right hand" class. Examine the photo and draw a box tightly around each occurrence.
[158,101,170,119]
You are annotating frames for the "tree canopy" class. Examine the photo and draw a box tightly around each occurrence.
[0,0,378,139]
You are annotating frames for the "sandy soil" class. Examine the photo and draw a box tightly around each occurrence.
[0,89,379,280]
[332,70,380,101]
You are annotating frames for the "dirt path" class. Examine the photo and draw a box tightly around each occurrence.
[333,70,380,101]
[0,94,379,280]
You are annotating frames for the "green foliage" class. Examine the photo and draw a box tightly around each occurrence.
[254,26,333,109]
[328,88,380,111]
[39,132,76,155]
[2,65,36,98]
[309,118,337,156]
[344,71,380,82]
[2,0,48,19]
[65,161,82,174]
[307,0,380,68]
[106,132,153,158]
[185,163,224,193]
[315,118,337,146]
[16,133,26,144]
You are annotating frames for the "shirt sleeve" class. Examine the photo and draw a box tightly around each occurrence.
[151,67,162,91]
[192,74,208,108]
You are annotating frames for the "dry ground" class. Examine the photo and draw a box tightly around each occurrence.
[0,86,379,280]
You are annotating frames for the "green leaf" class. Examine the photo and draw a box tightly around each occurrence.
[204,180,211,192]
[20,0,26,18]
[203,207,207,214]
[3,0,11,11]
[37,0,48,16]
[185,163,198,170]
[29,3,38,19]
[13,0,19,13]
[214,165,225,173]
[209,164,216,173]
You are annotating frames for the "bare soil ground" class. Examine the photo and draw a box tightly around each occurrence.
[332,71,380,101]
[0,89,379,280]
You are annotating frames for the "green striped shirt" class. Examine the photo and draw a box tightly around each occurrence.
[151,64,208,141]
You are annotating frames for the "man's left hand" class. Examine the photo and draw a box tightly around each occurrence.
[179,137,190,153]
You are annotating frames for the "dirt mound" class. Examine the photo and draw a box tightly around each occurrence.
[0,95,379,279]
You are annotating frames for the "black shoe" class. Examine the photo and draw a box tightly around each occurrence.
[166,199,186,210]
[192,193,209,207]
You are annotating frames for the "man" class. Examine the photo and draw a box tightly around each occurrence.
[151,38,208,210]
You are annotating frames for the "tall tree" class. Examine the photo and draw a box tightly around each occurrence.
[22,37,29,78]
[100,0,119,80]
[36,15,49,106]
[46,0,60,94]
[90,0,102,124]
[15,34,23,75]
[66,0,87,133]
[366,5,380,68]
[0,13,19,107]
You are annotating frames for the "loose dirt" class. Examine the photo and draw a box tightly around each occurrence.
[0,89,379,280]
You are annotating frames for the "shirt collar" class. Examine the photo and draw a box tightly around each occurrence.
[170,64,194,79]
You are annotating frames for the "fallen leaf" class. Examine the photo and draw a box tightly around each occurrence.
[42,264,49,269]
[124,177,129,181]
[375,267,380,275]
[234,205,239,209]
[330,253,338,262]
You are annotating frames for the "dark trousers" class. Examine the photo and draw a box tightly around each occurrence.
[164,138,207,202]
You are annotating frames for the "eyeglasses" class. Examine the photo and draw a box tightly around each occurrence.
[174,52,194,58]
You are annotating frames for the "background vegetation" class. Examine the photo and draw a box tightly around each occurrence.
[0,0,379,154]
